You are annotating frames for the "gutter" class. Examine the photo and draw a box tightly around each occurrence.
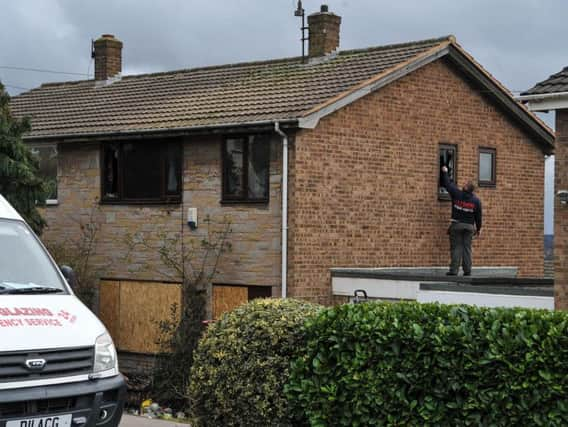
[22,119,299,143]
[516,91,568,102]
[274,122,289,299]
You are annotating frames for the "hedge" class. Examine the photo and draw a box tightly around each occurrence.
[188,298,321,427]
[287,302,568,427]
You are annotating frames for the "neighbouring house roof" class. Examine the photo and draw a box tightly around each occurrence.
[518,66,568,113]
[522,67,568,96]
[10,35,554,152]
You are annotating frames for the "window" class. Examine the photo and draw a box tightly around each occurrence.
[213,284,272,319]
[478,147,496,187]
[439,144,457,199]
[30,144,58,203]
[101,140,182,203]
[222,135,270,202]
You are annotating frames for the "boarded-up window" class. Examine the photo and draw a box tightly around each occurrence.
[212,284,272,319]
[99,280,182,354]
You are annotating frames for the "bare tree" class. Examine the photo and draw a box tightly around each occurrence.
[125,214,232,408]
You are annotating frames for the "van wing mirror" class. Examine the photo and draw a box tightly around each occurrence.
[60,265,77,289]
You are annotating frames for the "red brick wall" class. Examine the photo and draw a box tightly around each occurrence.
[289,58,545,304]
[555,110,568,309]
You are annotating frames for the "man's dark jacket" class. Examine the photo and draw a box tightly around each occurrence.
[441,171,482,231]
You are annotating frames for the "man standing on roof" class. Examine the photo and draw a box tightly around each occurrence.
[441,166,482,276]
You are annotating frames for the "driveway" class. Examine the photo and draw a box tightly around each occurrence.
[120,414,190,426]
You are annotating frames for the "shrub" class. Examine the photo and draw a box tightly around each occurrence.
[287,302,568,427]
[188,298,321,427]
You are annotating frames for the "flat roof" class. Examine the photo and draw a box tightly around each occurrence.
[331,267,552,289]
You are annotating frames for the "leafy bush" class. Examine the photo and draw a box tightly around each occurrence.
[287,302,568,427]
[188,298,321,427]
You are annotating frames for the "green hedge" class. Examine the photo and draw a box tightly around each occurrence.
[287,302,568,427]
[188,298,321,427]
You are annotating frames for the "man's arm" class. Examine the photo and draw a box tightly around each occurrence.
[475,200,482,235]
[441,166,459,198]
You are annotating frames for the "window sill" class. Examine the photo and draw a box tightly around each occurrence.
[45,199,59,206]
[438,193,451,202]
[478,182,496,188]
[220,199,269,206]
[100,199,182,206]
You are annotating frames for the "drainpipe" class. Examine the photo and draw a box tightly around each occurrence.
[275,122,288,298]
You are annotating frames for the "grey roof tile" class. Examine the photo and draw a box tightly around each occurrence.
[523,67,568,96]
[10,37,449,138]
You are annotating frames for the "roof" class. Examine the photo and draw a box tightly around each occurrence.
[10,35,554,152]
[11,37,446,139]
[522,67,568,97]
[0,195,24,221]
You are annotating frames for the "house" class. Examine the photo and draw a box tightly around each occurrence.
[10,6,553,359]
[521,67,568,309]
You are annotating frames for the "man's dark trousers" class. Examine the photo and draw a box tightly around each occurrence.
[449,222,475,275]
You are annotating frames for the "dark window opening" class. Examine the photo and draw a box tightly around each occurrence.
[103,144,119,199]
[479,147,496,187]
[222,135,270,202]
[247,285,272,300]
[101,140,182,203]
[30,145,58,201]
[439,144,457,200]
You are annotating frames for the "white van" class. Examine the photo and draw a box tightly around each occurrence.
[0,195,125,427]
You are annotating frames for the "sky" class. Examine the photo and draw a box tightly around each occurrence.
[0,0,563,233]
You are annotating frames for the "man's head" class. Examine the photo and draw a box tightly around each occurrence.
[462,181,475,193]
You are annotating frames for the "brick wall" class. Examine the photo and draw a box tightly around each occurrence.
[289,58,545,304]
[40,135,282,312]
[555,110,568,309]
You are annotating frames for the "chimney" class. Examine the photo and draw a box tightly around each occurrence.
[93,34,123,81]
[308,5,341,58]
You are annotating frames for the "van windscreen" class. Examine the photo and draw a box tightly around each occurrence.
[0,220,67,292]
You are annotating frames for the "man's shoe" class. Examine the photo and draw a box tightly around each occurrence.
[446,272,457,276]
[463,272,471,276]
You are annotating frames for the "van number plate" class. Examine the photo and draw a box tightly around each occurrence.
[7,414,72,427]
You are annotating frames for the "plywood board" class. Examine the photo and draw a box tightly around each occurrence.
[118,281,182,354]
[213,285,248,320]
[99,280,121,347]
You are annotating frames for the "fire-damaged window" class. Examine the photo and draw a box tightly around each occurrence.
[101,140,182,203]
[478,147,496,187]
[30,144,58,204]
[222,135,270,203]
[439,144,457,200]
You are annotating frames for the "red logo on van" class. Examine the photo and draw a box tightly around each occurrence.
[57,310,77,324]
[0,307,77,328]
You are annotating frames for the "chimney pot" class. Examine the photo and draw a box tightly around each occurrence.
[93,34,123,81]
[308,5,341,58]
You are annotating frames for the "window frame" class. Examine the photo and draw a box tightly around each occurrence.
[221,135,270,204]
[100,139,183,205]
[478,147,496,187]
[29,143,58,205]
[438,143,458,201]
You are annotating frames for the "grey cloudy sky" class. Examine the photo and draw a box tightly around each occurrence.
[0,0,562,232]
